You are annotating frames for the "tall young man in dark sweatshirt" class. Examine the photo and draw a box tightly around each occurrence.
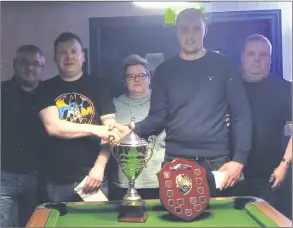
[112,8,252,196]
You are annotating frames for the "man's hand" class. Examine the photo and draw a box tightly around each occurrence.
[91,125,121,142]
[270,163,288,190]
[218,161,244,190]
[108,122,131,139]
[82,164,105,194]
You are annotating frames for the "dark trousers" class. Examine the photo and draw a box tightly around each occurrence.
[163,154,231,197]
[1,171,37,227]
[109,184,159,201]
[45,181,82,202]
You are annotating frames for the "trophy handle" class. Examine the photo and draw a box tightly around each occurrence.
[108,135,116,142]
[145,135,156,167]
[108,135,118,162]
[108,135,115,149]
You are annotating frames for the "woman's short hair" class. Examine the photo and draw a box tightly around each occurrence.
[123,54,150,77]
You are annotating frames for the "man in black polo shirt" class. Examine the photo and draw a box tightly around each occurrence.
[36,32,119,202]
[231,34,292,212]
[112,8,252,196]
[1,45,46,227]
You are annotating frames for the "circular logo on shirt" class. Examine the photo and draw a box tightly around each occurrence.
[55,93,95,124]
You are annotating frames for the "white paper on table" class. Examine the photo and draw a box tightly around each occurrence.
[74,176,108,202]
[212,171,244,189]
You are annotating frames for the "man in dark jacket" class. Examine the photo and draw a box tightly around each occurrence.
[1,45,46,227]
[230,34,292,217]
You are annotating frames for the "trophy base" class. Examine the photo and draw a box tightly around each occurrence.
[118,203,148,223]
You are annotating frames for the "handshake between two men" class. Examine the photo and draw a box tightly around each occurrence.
[101,122,131,144]
[87,122,131,143]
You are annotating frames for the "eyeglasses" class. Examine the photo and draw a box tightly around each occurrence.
[18,60,44,69]
[126,73,148,81]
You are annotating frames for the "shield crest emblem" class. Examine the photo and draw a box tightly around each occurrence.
[157,158,210,221]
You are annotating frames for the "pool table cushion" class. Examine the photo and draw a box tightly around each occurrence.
[26,198,292,227]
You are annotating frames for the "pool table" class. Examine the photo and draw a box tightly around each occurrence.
[26,197,292,227]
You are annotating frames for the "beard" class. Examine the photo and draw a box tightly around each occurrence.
[15,74,39,87]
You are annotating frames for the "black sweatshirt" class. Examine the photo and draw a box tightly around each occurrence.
[1,78,46,173]
[134,51,252,165]
[241,76,292,178]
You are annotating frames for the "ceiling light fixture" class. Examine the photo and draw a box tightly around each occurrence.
[132,2,192,9]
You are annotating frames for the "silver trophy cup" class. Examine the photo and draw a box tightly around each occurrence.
[109,119,156,222]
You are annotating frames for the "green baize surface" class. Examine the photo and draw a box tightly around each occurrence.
[45,199,278,227]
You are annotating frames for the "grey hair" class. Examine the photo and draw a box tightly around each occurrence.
[243,34,272,55]
[123,54,150,76]
[14,45,45,66]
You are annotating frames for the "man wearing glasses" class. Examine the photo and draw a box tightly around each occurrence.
[109,54,165,200]
[1,45,46,227]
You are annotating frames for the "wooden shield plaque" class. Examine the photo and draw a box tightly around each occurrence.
[157,158,210,221]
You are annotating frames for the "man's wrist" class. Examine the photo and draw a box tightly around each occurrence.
[101,114,116,125]
[232,153,247,166]
[280,158,291,168]
[95,150,111,169]
[86,124,98,135]
[94,161,106,169]
[234,161,244,166]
